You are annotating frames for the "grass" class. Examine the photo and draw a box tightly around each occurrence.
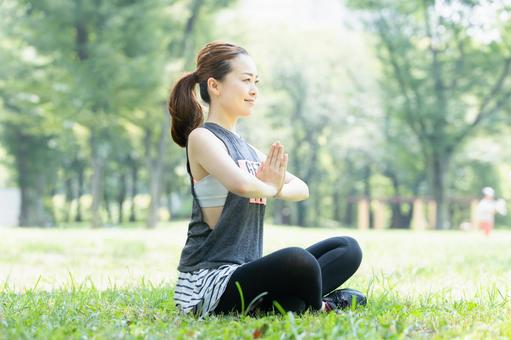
[0,222,510,339]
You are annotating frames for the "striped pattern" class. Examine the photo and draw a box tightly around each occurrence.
[174,264,239,317]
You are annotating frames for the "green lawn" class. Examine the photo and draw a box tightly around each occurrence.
[1,223,510,339]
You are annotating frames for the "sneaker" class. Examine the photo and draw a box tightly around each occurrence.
[323,288,367,311]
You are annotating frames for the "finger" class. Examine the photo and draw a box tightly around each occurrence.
[271,144,282,169]
[275,144,284,168]
[280,153,288,172]
[267,143,276,167]
[269,143,279,169]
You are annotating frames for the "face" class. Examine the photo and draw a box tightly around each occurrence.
[208,54,259,117]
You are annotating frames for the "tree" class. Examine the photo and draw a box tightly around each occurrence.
[143,0,238,228]
[347,0,511,228]
[13,0,178,227]
[0,2,62,226]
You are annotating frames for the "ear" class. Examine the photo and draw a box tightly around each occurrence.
[207,77,221,97]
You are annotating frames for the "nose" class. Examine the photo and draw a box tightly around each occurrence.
[249,83,258,97]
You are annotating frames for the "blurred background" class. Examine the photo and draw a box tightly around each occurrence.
[1,0,510,230]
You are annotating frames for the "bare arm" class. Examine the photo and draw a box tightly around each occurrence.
[249,143,309,202]
[188,128,280,198]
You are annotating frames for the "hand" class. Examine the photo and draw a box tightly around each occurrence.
[255,142,288,196]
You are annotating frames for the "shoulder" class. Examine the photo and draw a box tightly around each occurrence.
[188,127,227,152]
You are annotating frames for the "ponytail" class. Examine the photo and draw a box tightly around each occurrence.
[168,41,249,147]
[168,72,203,148]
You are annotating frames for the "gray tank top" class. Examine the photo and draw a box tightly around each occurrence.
[177,122,266,272]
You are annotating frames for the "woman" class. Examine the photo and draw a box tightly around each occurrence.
[477,187,507,236]
[168,41,365,317]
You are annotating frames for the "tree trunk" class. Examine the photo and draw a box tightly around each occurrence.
[272,199,284,225]
[104,189,112,225]
[90,134,105,228]
[34,173,47,226]
[47,187,57,227]
[64,176,73,223]
[281,204,292,225]
[18,179,42,227]
[75,166,84,222]
[313,183,322,227]
[431,152,450,229]
[332,191,341,222]
[165,179,173,221]
[296,200,308,227]
[129,160,138,223]
[294,140,319,227]
[390,202,413,229]
[387,171,408,229]
[146,109,169,228]
[362,165,374,229]
[17,148,36,226]
[294,150,315,227]
[117,173,126,224]
[342,158,356,227]
[345,200,355,227]
[15,133,49,227]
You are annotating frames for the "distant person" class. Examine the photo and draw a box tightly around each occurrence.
[477,187,507,236]
[168,41,365,317]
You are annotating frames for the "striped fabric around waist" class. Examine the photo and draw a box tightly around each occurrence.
[174,264,240,318]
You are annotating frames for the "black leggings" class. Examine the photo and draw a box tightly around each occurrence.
[213,236,362,315]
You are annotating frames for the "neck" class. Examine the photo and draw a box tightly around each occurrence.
[206,105,238,133]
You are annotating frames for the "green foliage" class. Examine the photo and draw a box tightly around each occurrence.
[1,0,510,229]
[0,0,237,227]
[2,285,508,338]
[345,0,511,228]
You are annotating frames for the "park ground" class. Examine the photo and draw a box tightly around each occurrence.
[1,223,510,339]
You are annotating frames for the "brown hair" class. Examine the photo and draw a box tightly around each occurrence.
[168,41,248,147]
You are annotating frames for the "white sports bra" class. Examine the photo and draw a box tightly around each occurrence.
[193,175,228,207]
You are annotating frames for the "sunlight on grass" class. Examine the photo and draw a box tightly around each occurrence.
[1,223,510,338]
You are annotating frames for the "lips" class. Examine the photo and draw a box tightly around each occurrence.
[245,99,255,103]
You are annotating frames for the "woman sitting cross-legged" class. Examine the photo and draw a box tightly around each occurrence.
[168,41,366,317]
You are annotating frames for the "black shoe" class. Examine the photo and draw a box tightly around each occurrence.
[323,288,367,311]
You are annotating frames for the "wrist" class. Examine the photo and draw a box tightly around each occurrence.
[273,185,284,198]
